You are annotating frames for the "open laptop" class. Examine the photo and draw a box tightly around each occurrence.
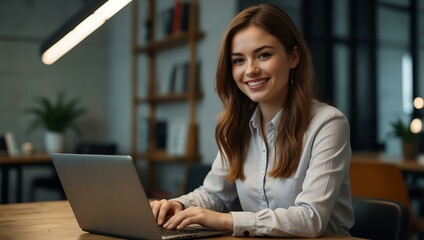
[51,153,230,239]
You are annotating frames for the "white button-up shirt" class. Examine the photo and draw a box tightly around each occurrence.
[173,100,354,237]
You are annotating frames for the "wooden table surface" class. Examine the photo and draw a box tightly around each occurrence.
[0,201,361,240]
[351,152,424,173]
[0,153,51,165]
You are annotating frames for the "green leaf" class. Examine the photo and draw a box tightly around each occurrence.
[25,92,87,135]
[388,118,420,143]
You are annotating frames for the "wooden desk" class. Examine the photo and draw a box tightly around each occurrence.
[351,152,424,191]
[352,152,424,173]
[0,154,51,203]
[0,201,360,240]
[352,152,424,215]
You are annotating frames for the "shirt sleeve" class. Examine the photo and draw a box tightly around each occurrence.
[171,152,239,213]
[230,115,351,238]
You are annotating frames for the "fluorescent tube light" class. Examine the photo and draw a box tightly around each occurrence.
[41,0,132,65]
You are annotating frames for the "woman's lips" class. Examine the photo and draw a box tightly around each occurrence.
[246,78,270,89]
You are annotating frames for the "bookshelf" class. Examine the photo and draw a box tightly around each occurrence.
[131,0,204,197]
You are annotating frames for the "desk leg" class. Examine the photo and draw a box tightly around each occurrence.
[16,166,22,203]
[1,167,9,203]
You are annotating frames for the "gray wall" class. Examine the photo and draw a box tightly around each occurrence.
[0,0,237,201]
[0,0,110,202]
[0,0,108,152]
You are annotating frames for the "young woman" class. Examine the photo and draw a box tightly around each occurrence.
[150,3,354,238]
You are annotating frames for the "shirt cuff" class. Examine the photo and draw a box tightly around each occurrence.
[169,197,191,209]
[230,211,257,237]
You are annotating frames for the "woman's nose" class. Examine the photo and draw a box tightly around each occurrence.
[246,61,260,76]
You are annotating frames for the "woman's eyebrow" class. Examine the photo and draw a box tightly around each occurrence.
[231,52,243,57]
[253,45,275,53]
[231,45,275,56]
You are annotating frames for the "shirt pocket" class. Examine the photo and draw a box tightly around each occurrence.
[269,172,307,208]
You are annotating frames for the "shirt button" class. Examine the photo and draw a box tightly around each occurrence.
[262,149,265,152]
[243,231,250,236]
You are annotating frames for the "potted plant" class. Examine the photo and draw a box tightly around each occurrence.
[26,92,87,153]
[389,118,421,159]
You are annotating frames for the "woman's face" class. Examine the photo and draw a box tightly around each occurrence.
[231,25,299,108]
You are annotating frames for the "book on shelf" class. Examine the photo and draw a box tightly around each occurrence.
[144,19,153,41]
[0,132,19,157]
[180,1,189,32]
[158,67,173,95]
[138,119,168,152]
[0,135,7,156]
[139,118,149,152]
[171,0,184,34]
[161,0,190,37]
[161,7,174,37]
[156,120,167,150]
[181,61,189,92]
[169,62,186,93]
[195,60,202,91]
[168,61,201,94]
[168,64,177,93]
[166,121,188,156]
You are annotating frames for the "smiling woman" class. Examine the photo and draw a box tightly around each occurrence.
[150,3,354,238]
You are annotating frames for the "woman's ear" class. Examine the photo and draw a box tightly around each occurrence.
[289,46,300,69]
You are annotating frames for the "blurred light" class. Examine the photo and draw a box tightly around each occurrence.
[410,118,422,133]
[402,53,413,114]
[41,0,132,65]
[414,97,424,109]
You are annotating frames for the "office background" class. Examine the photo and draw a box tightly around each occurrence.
[1,0,424,199]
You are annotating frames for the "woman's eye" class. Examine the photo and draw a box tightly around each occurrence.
[258,53,271,60]
[231,58,245,65]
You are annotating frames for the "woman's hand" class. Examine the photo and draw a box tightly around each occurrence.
[163,206,233,231]
[150,199,184,225]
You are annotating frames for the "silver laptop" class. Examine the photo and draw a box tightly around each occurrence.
[51,153,230,239]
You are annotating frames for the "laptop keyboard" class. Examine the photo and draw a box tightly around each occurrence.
[160,227,201,236]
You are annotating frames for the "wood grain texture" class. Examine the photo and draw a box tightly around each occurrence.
[0,201,362,240]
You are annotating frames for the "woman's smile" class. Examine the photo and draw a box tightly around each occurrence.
[246,78,270,89]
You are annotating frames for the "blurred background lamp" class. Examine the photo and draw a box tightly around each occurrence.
[414,97,424,110]
[41,0,132,65]
[410,118,422,134]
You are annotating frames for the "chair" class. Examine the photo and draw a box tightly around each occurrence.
[350,197,409,240]
[73,142,117,155]
[29,142,117,202]
[184,164,211,194]
[350,160,424,239]
[184,163,242,211]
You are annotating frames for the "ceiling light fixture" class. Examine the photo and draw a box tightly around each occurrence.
[41,0,132,65]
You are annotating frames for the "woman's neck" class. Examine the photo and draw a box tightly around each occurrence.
[259,103,282,125]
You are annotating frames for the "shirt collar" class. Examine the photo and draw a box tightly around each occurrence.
[249,106,262,133]
[249,106,284,133]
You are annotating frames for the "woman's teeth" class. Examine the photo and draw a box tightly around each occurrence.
[248,79,268,86]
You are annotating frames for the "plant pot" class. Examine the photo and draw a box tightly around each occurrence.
[403,142,418,160]
[45,131,65,153]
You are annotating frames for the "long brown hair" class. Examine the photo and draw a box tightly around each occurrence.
[215,4,315,181]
